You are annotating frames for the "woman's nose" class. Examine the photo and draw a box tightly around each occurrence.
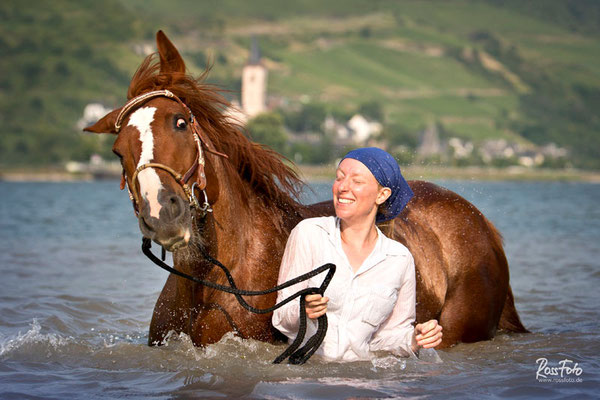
[338,177,349,191]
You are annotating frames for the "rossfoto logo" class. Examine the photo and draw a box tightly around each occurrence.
[536,358,583,383]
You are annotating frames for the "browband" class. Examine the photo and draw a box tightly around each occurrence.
[115,89,177,132]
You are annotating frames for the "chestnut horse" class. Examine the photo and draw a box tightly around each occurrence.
[85,31,527,350]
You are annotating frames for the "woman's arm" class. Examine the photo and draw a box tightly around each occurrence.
[369,254,418,357]
[369,254,443,356]
[271,222,315,339]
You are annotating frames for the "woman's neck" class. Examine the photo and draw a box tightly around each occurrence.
[339,216,379,272]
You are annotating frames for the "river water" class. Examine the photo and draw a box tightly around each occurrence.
[0,180,598,399]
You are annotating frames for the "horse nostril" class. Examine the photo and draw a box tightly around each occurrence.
[156,191,187,221]
[168,195,184,219]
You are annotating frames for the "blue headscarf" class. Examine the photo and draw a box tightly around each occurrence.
[341,147,413,222]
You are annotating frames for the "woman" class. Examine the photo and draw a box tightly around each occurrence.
[272,147,442,361]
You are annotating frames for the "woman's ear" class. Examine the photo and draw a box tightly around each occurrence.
[376,187,392,205]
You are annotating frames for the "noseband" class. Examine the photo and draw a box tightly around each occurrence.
[115,89,226,218]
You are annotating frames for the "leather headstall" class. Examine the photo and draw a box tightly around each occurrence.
[113,89,227,218]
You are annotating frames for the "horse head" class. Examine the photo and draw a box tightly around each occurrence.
[85,30,304,255]
[84,31,229,251]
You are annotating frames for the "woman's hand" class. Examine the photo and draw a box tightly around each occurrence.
[304,294,329,319]
[413,319,443,350]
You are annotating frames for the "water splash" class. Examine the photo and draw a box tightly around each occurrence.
[0,319,72,357]
[370,355,407,370]
[156,330,266,362]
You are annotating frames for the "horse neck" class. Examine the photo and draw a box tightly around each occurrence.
[171,173,301,317]
[211,174,255,257]
[178,161,303,281]
[209,168,300,260]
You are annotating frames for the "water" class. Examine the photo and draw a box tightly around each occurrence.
[0,180,598,399]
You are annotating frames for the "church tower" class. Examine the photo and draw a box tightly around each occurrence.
[241,37,268,118]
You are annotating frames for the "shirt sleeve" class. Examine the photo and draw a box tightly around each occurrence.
[368,253,417,357]
[271,221,316,340]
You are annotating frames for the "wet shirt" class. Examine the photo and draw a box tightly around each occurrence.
[272,216,416,361]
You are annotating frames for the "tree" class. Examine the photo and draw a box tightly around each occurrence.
[290,136,333,165]
[358,100,384,122]
[246,112,288,154]
[282,102,328,133]
[381,123,419,149]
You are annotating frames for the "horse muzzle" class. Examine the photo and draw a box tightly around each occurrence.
[138,190,192,252]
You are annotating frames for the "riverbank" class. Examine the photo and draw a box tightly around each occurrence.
[0,166,118,182]
[2,165,600,183]
[296,164,600,183]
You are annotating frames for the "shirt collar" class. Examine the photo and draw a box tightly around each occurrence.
[313,216,403,274]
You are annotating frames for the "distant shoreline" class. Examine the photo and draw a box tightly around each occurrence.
[2,165,600,183]
[296,165,600,183]
[0,166,117,182]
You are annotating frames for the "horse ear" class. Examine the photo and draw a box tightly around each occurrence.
[156,30,186,74]
[83,108,121,134]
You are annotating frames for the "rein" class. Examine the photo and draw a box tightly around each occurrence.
[142,238,336,364]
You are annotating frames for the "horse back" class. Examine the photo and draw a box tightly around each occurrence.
[392,181,526,343]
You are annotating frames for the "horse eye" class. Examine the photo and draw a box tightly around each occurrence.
[175,117,187,130]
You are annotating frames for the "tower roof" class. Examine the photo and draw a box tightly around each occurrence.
[248,36,261,65]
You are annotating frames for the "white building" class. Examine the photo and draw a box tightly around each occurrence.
[77,103,113,130]
[241,37,268,119]
[347,114,382,143]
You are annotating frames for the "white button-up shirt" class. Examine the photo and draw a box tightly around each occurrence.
[272,216,416,361]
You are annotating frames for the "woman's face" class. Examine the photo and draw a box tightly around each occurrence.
[333,158,390,223]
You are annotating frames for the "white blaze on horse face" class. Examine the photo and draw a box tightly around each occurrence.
[128,106,163,219]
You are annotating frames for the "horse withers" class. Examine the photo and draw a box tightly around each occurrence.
[84,30,527,350]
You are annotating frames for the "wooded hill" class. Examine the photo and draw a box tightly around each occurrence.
[1,0,599,168]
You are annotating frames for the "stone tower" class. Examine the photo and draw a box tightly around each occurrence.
[241,37,267,118]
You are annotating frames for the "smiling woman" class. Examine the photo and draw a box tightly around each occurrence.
[272,147,443,361]
[333,158,389,227]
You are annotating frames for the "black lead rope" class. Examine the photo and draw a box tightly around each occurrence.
[141,238,335,364]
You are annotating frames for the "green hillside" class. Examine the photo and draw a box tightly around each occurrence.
[1,0,599,168]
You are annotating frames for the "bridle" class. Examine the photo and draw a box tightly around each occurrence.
[114,89,226,218]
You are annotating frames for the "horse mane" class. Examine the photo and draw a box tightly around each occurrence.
[127,54,306,216]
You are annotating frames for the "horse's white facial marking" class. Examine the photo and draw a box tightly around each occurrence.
[128,107,163,219]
